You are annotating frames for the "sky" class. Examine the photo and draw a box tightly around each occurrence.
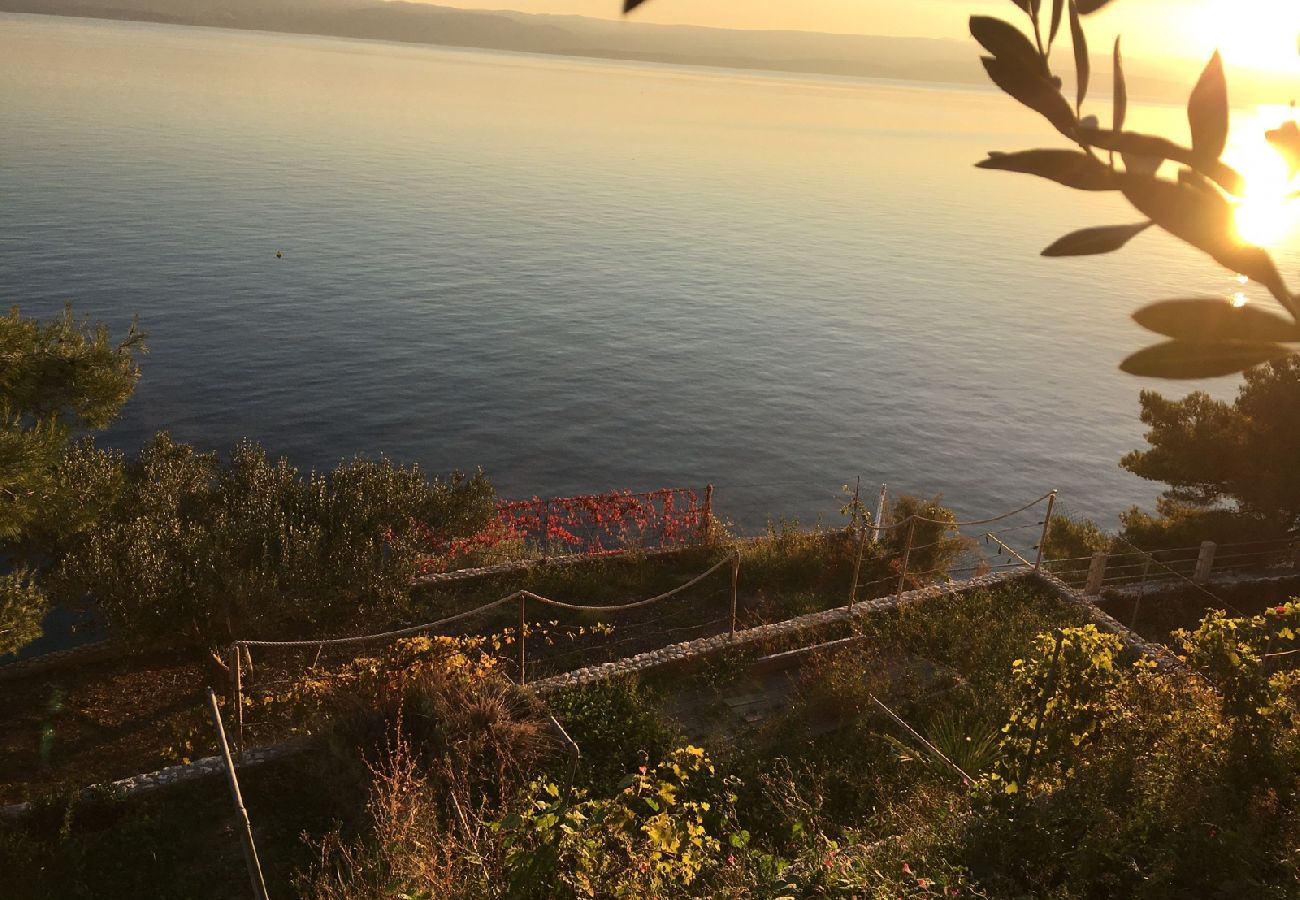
[428,0,1300,72]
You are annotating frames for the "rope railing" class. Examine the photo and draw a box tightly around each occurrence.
[226,551,744,745]
[911,491,1057,528]
[518,555,736,614]
[223,487,1065,749]
[1047,536,1299,594]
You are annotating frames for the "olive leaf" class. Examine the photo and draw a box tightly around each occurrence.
[1068,0,1088,112]
[1133,299,1300,343]
[1113,36,1127,133]
[1120,340,1292,379]
[1076,0,1119,13]
[1120,173,1289,306]
[1080,127,1244,195]
[1188,51,1228,163]
[1041,221,1152,256]
[981,56,1077,138]
[971,16,1048,74]
[977,149,1116,190]
[1050,0,1065,47]
[623,0,649,11]
[1177,167,1216,193]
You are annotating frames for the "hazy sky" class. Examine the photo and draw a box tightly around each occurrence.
[429,1,1300,71]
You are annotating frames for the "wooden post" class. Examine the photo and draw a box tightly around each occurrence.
[895,517,916,601]
[848,523,868,612]
[873,484,888,543]
[1193,540,1216,584]
[730,552,740,634]
[1034,490,1057,570]
[1085,552,1107,595]
[518,594,527,685]
[851,476,862,527]
[1130,559,1151,630]
[205,688,269,900]
[541,500,550,559]
[702,483,714,540]
[229,644,243,755]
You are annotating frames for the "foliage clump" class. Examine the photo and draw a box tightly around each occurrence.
[49,434,495,647]
[0,305,144,655]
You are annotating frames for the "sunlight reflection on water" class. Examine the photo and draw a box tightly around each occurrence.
[4,14,1298,531]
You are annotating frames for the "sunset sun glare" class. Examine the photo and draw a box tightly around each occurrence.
[1225,107,1300,247]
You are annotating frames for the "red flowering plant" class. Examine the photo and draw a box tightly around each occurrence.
[420,487,711,573]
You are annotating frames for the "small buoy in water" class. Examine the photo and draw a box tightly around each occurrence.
[275,250,283,259]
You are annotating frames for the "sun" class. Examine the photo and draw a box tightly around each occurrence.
[1223,106,1300,247]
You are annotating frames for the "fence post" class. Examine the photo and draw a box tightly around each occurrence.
[205,688,270,900]
[541,500,550,559]
[518,594,528,685]
[229,644,243,755]
[1034,490,1057,570]
[702,483,714,539]
[873,483,888,543]
[848,524,867,612]
[1130,559,1151,630]
[1193,541,1217,583]
[1085,552,1107,595]
[895,517,916,601]
[730,552,740,634]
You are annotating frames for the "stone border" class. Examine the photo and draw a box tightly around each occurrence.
[0,640,122,681]
[0,569,1019,822]
[528,569,1025,693]
[1100,568,1300,601]
[0,743,299,823]
[1030,569,1184,670]
[0,563,1183,825]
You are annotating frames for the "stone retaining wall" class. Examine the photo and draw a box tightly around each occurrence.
[1030,569,1184,670]
[0,640,122,682]
[1,563,1181,825]
[0,744,297,823]
[529,569,1025,693]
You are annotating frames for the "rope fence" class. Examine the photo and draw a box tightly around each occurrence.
[1047,537,1297,598]
[225,487,1063,750]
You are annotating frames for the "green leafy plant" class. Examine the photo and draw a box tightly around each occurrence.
[0,567,47,657]
[496,745,743,899]
[547,677,677,793]
[1176,599,1300,769]
[50,434,496,648]
[991,624,1127,795]
[0,306,145,654]
[1120,357,1300,532]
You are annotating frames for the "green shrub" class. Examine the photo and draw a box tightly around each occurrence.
[50,433,495,647]
[880,494,973,588]
[497,746,744,900]
[0,567,47,656]
[547,677,678,793]
[1176,600,1300,778]
[990,625,1126,797]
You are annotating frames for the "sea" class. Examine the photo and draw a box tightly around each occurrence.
[3,12,1289,535]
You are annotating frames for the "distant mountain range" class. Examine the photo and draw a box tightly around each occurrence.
[3,0,1264,103]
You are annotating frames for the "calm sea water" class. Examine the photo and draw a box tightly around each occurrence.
[1,14,1282,531]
